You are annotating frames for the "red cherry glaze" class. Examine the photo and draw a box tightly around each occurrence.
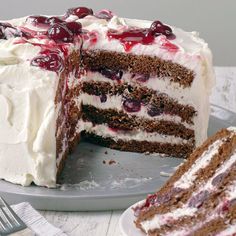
[66,7,93,18]
[47,23,73,43]
[87,31,98,45]
[160,38,178,52]
[107,19,177,51]
[108,127,119,132]
[107,28,155,52]
[26,16,48,27]
[31,52,64,72]
[63,22,82,34]
[45,17,64,25]
[95,9,114,20]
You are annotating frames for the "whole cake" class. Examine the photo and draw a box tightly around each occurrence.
[134,127,236,236]
[0,7,214,187]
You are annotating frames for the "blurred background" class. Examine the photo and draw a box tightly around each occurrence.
[1,0,235,66]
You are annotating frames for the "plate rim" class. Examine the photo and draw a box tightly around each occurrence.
[119,200,145,236]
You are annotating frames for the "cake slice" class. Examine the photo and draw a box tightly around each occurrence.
[134,127,236,235]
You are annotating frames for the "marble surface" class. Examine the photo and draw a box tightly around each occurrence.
[40,67,236,236]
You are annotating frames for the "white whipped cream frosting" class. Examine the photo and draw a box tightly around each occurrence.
[0,37,59,187]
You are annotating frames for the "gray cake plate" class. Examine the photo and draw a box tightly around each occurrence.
[0,104,235,211]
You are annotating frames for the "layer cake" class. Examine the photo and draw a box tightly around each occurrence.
[0,7,214,187]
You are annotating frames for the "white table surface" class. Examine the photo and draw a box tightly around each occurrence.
[40,67,236,236]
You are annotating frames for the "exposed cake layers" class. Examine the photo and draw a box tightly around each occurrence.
[134,127,236,235]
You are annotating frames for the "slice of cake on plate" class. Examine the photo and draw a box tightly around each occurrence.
[0,7,214,187]
[134,127,236,236]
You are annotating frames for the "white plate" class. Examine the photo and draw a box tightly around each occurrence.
[0,104,235,211]
[119,200,145,236]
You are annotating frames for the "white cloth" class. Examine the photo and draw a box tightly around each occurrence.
[12,202,67,236]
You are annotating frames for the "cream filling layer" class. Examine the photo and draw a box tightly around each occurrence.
[76,120,190,145]
[78,93,193,129]
[174,139,224,189]
[82,71,200,109]
[80,70,210,147]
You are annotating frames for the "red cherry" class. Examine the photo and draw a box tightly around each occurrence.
[147,105,163,117]
[31,52,64,72]
[150,20,176,40]
[66,7,93,18]
[63,22,82,34]
[188,190,209,208]
[47,23,73,43]
[123,99,141,113]
[100,94,107,103]
[26,16,48,27]
[99,67,123,81]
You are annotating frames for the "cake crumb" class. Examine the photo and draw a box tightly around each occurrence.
[108,159,116,165]
[160,171,173,177]
[105,151,108,154]
[102,159,117,165]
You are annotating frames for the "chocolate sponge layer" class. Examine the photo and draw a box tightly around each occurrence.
[82,50,195,87]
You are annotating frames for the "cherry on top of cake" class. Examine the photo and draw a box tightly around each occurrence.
[107,20,177,52]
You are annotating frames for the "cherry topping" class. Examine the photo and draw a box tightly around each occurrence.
[47,23,73,43]
[99,67,123,81]
[45,17,64,25]
[100,94,107,103]
[26,15,48,27]
[145,193,159,207]
[63,22,82,34]
[150,20,176,40]
[188,190,209,208]
[123,99,141,113]
[31,52,64,72]
[107,28,154,52]
[95,10,114,20]
[66,7,93,18]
